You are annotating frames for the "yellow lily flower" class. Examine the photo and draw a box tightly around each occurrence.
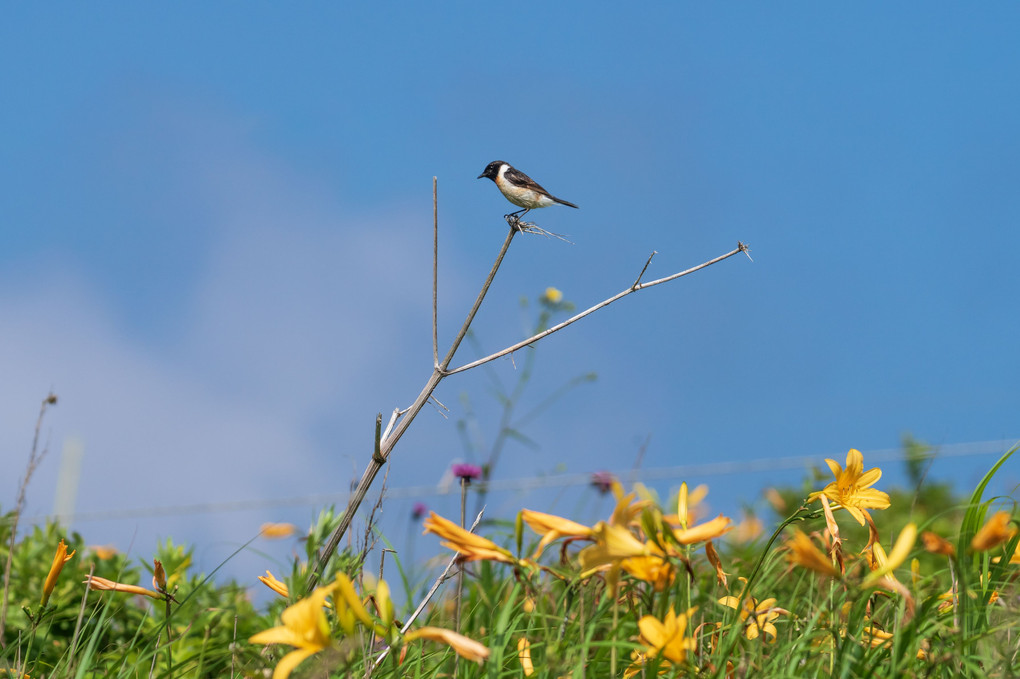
[404,626,490,663]
[423,512,516,564]
[152,559,167,591]
[259,570,290,598]
[862,523,916,589]
[673,514,733,545]
[808,449,891,526]
[517,637,535,676]
[520,509,594,558]
[920,530,955,557]
[260,523,298,539]
[718,594,785,642]
[785,529,840,577]
[578,521,648,573]
[88,545,117,560]
[250,582,338,679]
[637,607,697,665]
[334,573,386,636]
[621,552,675,591]
[85,575,164,600]
[971,511,1017,552]
[665,483,709,529]
[41,539,75,606]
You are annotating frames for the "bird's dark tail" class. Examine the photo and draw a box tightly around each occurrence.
[552,196,579,209]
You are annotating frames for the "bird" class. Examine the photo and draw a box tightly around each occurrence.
[477,160,578,222]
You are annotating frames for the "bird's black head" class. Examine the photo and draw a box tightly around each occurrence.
[478,160,505,181]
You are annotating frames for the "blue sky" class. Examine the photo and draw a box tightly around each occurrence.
[3,5,1018,588]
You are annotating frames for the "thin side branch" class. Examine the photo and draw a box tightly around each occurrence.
[371,508,486,669]
[432,177,439,368]
[446,242,748,375]
[633,250,658,289]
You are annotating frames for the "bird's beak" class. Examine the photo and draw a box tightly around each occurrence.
[477,173,485,179]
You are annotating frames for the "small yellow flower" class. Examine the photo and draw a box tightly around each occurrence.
[261,523,298,539]
[517,637,535,676]
[85,575,164,600]
[718,594,785,642]
[809,449,891,526]
[41,539,75,606]
[404,626,491,663]
[637,607,697,665]
[542,287,563,304]
[520,509,593,558]
[250,582,338,679]
[785,529,840,577]
[423,512,516,564]
[259,570,290,598]
[971,511,1017,552]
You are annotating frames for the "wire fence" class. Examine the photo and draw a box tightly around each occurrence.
[20,437,1018,526]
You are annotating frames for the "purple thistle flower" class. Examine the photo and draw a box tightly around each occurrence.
[590,470,616,495]
[411,502,428,520]
[452,463,482,481]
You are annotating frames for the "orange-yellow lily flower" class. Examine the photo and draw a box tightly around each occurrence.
[637,607,697,665]
[516,637,535,676]
[250,581,339,679]
[971,511,1017,552]
[673,514,733,545]
[260,523,298,539]
[89,545,117,560]
[259,570,290,598]
[423,512,516,564]
[808,449,891,526]
[920,531,955,557]
[718,594,785,642]
[404,626,491,663]
[520,509,593,558]
[85,575,164,600]
[862,523,916,589]
[621,552,675,591]
[41,539,75,606]
[785,529,840,577]
[152,559,167,591]
[579,521,649,574]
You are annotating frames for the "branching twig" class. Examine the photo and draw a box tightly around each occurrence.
[433,177,439,369]
[303,202,749,592]
[445,242,749,376]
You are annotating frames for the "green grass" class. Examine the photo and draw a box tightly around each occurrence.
[2,444,1017,678]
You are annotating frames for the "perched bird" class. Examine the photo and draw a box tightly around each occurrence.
[478,160,578,221]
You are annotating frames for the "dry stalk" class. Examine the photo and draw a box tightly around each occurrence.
[304,183,749,592]
[0,392,58,646]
